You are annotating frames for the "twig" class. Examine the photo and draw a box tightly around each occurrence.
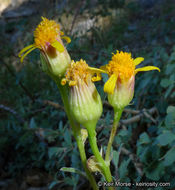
[142,108,157,124]
[27,107,47,116]
[124,108,140,115]
[120,107,157,125]
[0,104,25,124]
[97,107,158,133]
[42,100,64,110]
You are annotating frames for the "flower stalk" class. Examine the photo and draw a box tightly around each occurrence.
[86,123,114,190]
[55,78,98,190]
[75,128,98,190]
[105,108,123,163]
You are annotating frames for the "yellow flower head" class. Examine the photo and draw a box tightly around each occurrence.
[62,59,103,129]
[18,17,71,63]
[101,50,160,95]
[61,59,102,86]
[107,51,135,82]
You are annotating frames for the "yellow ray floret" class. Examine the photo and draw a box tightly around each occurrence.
[135,66,160,74]
[101,50,160,94]
[133,57,144,66]
[18,45,36,63]
[104,74,118,94]
[61,59,102,86]
[18,17,71,63]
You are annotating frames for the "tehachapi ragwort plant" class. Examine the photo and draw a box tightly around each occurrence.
[19,17,160,190]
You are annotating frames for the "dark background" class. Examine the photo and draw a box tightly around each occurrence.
[0,0,175,189]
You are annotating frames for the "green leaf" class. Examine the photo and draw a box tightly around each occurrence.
[113,151,120,168]
[145,162,164,180]
[165,106,175,128]
[167,106,175,114]
[157,131,175,146]
[163,147,175,166]
[64,129,72,145]
[48,147,65,159]
[105,111,111,126]
[165,85,174,99]
[166,62,175,75]
[160,79,171,88]
[139,132,151,144]
[29,118,37,128]
[63,176,77,186]
[119,158,131,179]
[119,130,128,137]
[48,180,60,189]
[60,167,86,178]
[112,144,123,168]
[71,149,80,168]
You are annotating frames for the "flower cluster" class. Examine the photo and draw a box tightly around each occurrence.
[18,16,161,131]
[18,17,160,190]
[18,16,160,128]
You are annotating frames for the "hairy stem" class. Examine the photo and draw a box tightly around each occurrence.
[87,124,114,190]
[105,109,123,163]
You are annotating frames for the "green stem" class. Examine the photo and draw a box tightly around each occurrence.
[105,108,123,163]
[54,78,98,190]
[87,125,114,190]
[75,129,98,190]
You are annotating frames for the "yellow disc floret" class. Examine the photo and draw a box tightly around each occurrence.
[107,51,135,82]
[62,59,90,86]
[34,17,61,48]
[61,59,103,86]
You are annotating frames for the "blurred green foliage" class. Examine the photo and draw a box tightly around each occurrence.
[0,0,175,189]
